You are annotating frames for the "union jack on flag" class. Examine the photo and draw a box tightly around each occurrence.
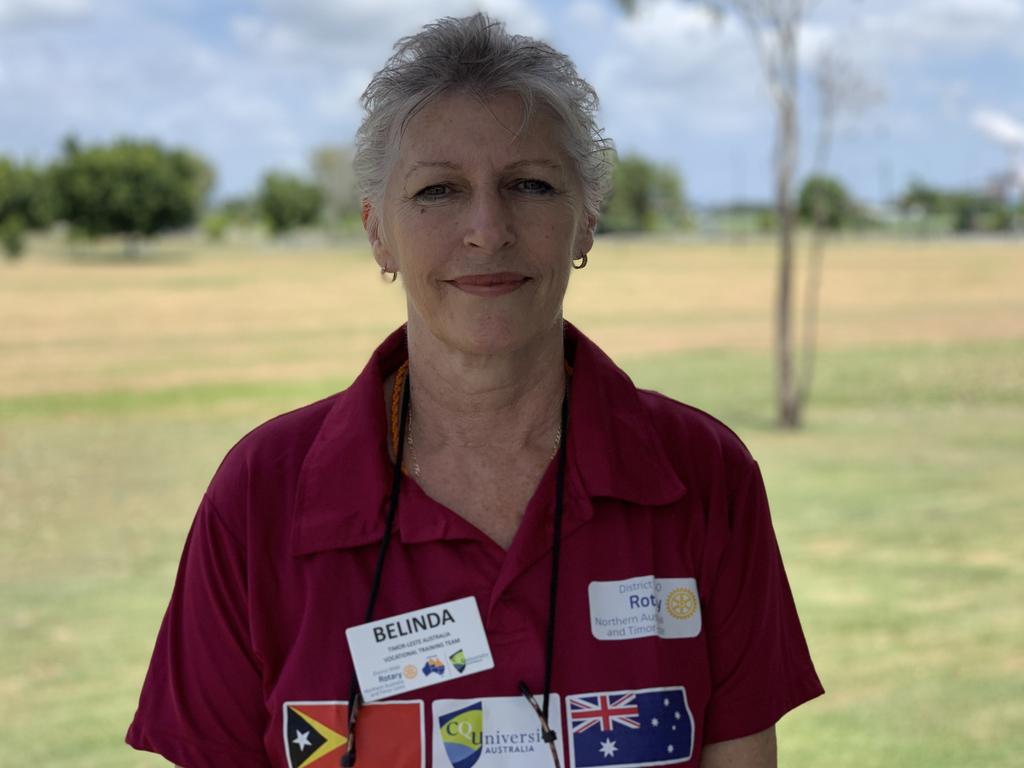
[570,693,641,734]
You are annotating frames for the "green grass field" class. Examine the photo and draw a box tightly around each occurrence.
[2,235,1022,766]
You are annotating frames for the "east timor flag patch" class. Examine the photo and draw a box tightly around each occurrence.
[283,700,424,768]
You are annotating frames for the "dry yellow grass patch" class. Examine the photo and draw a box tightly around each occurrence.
[568,237,1024,359]
[2,235,1022,399]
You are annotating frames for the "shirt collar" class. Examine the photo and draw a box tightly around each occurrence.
[564,323,687,507]
[290,322,686,556]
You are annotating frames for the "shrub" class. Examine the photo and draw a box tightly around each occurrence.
[257,172,323,235]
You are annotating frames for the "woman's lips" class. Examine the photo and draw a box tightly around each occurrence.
[447,273,530,296]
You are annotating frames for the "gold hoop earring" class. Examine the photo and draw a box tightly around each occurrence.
[380,266,398,283]
[572,252,588,270]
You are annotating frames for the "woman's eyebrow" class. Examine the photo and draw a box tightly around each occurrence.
[504,159,563,172]
[404,158,563,181]
[404,161,458,181]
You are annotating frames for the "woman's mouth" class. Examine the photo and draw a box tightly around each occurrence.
[446,273,530,296]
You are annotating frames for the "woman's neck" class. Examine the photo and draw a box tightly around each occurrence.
[404,319,566,456]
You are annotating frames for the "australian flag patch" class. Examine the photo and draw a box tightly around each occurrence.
[566,686,694,767]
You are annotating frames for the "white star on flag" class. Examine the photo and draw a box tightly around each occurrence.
[293,729,312,751]
[599,738,618,757]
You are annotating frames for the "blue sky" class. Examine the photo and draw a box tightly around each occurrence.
[1,0,1022,205]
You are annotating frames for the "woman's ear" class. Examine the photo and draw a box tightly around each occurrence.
[362,199,393,271]
[578,212,596,256]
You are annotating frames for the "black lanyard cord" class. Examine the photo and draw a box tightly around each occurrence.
[341,372,411,768]
[342,368,570,766]
[541,386,570,724]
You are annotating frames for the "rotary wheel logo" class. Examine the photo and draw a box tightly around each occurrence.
[403,664,418,679]
[666,588,698,620]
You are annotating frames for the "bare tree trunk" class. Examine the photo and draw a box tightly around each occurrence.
[798,207,826,406]
[775,151,799,427]
[774,21,801,428]
[797,52,881,412]
[619,0,824,428]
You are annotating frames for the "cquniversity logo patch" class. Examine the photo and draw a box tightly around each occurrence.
[282,700,425,768]
[450,649,467,673]
[566,687,694,768]
[438,701,483,768]
[433,695,563,767]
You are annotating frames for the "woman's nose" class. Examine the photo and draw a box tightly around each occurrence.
[463,189,515,254]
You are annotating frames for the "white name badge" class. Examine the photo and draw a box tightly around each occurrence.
[588,575,702,640]
[346,596,495,702]
[432,695,562,767]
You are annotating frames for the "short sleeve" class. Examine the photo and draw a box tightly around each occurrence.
[702,460,824,744]
[126,494,271,767]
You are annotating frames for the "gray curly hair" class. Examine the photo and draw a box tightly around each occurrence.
[354,13,613,222]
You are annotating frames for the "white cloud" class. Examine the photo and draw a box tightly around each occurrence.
[973,109,1024,147]
[311,69,374,120]
[0,0,91,27]
[936,79,971,120]
[1,0,1021,204]
[858,0,1024,61]
[0,4,312,193]
[592,1,767,138]
[566,0,608,29]
[800,21,836,66]
[230,0,546,67]
[477,0,547,37]
[617,1,725,58]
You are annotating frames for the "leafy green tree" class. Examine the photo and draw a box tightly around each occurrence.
[258,172,323,235]
[949,194,1012,232]
[310,145,360,229]
[0,158,57,258]
[0,215,26,258]
[898,181,944,215]
[201,211,230,242]
[220,196,260,224]
[897,181,1013,232]
[601,154,686,232]
[798,175,855,230]
[51,137,213,253]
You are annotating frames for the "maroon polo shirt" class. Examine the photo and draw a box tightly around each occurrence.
[127,323,823,768]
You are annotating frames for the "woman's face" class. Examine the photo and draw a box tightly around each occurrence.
[368,91,593,357]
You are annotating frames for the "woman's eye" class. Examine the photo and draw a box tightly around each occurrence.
[414,184,449,201]
[515,179,555,195]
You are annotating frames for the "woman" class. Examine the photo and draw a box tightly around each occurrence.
[127,13,822,768]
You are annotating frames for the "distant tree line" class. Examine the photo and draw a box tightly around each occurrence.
[0,136,328,258]
[1,137,213,258]
[3,136,1020,260]
[599,154,687,233]
[0,158,56,257]
[898,181,1020,233]
[712,176,1022,235]
[2,138,696,258]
